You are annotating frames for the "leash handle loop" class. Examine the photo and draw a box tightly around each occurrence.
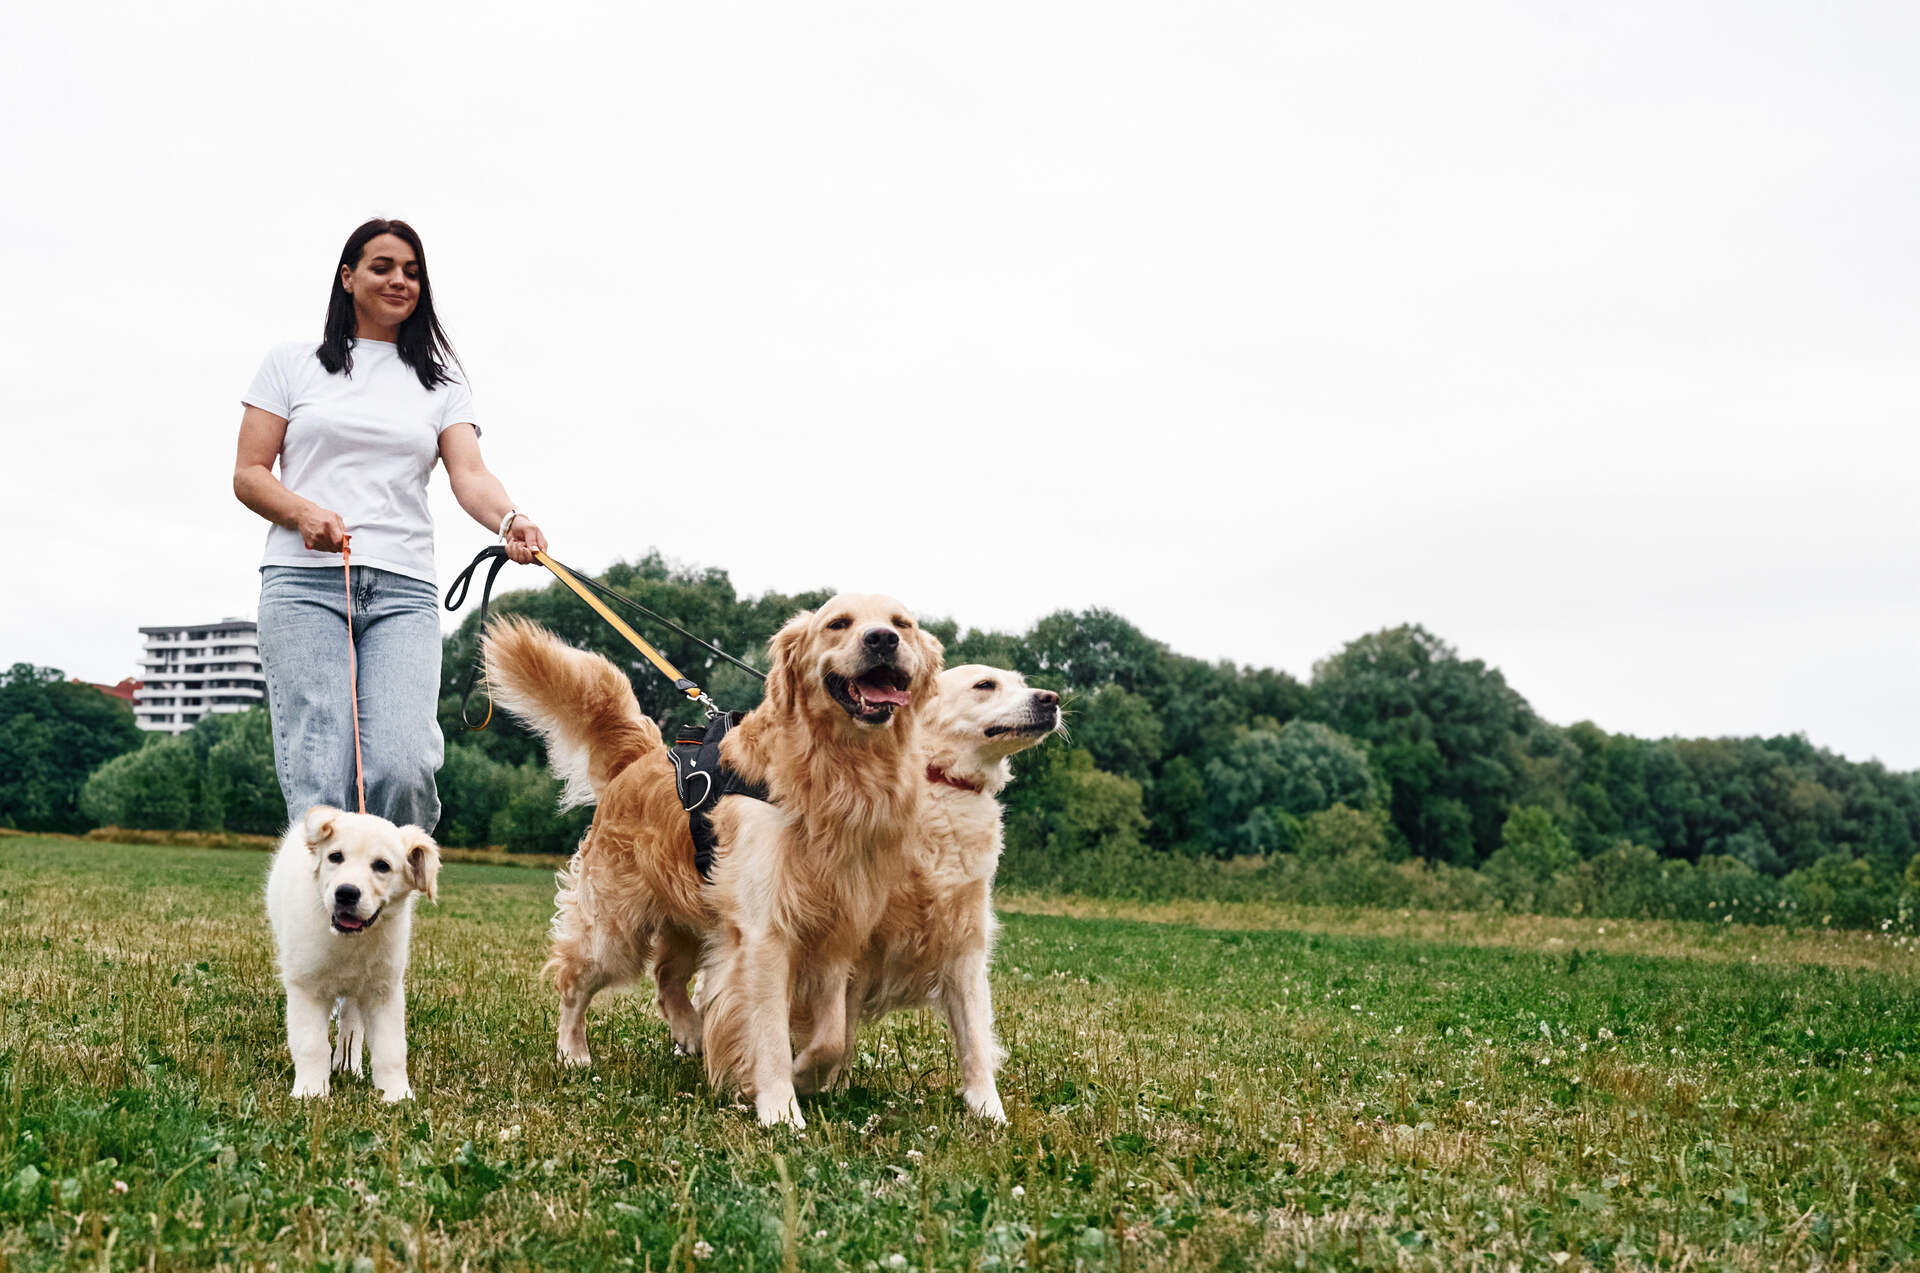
[442,545,510,729]
[342,535,367,814]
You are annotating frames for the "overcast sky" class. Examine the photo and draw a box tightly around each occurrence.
[4,1,1916,769]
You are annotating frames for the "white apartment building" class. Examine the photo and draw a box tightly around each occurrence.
[134,619,266,734]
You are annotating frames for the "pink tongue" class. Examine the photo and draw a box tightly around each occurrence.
[858,677,910,706]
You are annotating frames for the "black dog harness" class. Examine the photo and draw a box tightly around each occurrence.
[669,712,770,880]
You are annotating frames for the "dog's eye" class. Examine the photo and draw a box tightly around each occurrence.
[892,616,912,630]
[327,851,344,864]
[372,860,391,874]
[825,617,851,631]
[973,680,997,691]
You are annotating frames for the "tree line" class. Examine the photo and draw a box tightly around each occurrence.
[7,551,1917,929]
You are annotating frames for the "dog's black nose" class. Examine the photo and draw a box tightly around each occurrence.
[863,628,900,654]
[334,884,361,907]
[1032,689,1060,707]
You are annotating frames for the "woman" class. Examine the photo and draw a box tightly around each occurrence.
[234,218,546,829]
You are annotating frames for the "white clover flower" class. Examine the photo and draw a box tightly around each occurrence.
[1011,1185,1026,1199]
[692,1240,713,1260]
[886,1254,908,1269]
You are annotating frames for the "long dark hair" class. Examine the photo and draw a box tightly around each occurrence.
[316,218,460,390]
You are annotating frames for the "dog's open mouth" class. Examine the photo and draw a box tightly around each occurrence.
[825,667,912,725]
[332,906,383,935]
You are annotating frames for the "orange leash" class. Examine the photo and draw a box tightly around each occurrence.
[341,536,367,815]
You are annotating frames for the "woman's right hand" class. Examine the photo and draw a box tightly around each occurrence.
[297,504,349,552]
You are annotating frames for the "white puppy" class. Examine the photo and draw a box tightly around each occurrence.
[265,805,440,1101]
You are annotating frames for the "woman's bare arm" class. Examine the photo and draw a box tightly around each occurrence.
[233,405,347,552]
[439,423,547,563]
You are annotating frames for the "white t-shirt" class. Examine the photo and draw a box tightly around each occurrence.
[243,339,477,584]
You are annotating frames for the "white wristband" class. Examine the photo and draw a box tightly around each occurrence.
[499,509,521,540]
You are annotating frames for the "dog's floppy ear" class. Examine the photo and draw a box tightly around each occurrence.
[401,826,441,903]
[302,805,341,849]
[763,610,812,717]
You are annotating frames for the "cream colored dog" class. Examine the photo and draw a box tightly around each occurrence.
[789,664,1060,1121]
[265,806,440,1101]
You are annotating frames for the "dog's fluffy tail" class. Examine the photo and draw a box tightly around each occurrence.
[481,617,663,808]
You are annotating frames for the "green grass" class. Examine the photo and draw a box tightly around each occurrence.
[2,837,1917,1271]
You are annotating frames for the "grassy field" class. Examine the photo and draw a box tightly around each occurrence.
[2,838,1917,1271]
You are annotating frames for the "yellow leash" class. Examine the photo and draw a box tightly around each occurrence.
[530,551,703,701]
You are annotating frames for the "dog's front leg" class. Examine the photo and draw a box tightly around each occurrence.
[942,950,1006,1124]
[737,930,804,1128]
[286,986,333,1099]
[364,990,413,1102]
[791,963,852,1095]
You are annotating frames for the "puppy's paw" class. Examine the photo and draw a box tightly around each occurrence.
[964,1087,1007,1124]
[756,1092,806,1129]
[290,1075,330,1100]
[668,1023,704,1058]
[379,1084,415,1104]
[558,1041,592,1068]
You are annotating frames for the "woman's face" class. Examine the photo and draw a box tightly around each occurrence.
[339,233,420,335]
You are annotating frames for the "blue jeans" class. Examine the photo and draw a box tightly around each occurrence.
[258,565,444,831]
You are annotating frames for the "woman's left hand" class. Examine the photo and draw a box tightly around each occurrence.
[505,515,547,565]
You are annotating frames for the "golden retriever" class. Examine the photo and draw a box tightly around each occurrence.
[481,596,941,1101]
[697,600,946,1125]
[788,664,1060,1121]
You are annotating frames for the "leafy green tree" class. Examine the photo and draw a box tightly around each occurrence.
[1782,853,1886,928]
[1003,748,1149,880]
[1146,754,1207,853]
[1068,685,1165,782]
[1291,803,1391,862]
[1202,721,1379,854]
[194,709,285,835]
[1307,626,1532,863]
[942,624,1028,672]
[489,762,592,854]
[79,737,198,830]
[434,746,515,848]
[1019,608,1167,694]
[1482,805,1577,906]
[0,664,144,832]
[1549,841,1669,917]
